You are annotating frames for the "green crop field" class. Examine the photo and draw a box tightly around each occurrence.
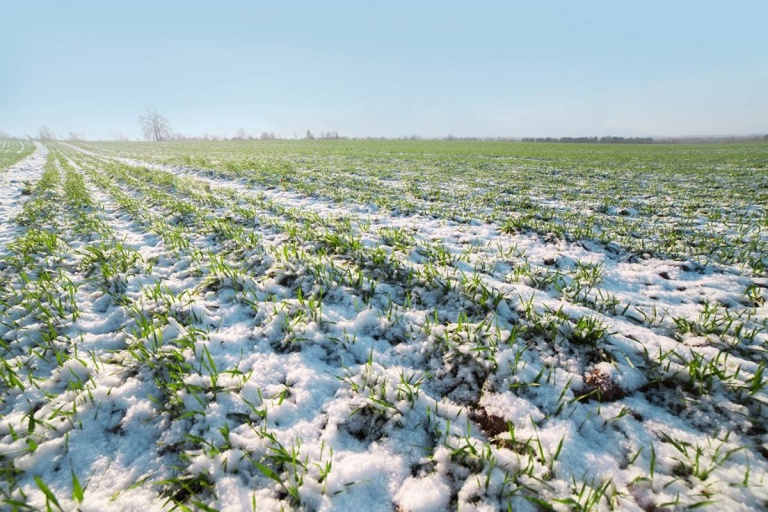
[1,139,768,510]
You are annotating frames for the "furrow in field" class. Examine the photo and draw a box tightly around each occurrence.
[0,140,36,172]
[0,150,87,509]
[0,143,48,254]
[44,156,185,508]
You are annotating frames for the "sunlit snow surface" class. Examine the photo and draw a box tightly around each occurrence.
[1,141,767,511]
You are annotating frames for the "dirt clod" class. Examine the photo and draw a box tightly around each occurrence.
[583,368,625,402]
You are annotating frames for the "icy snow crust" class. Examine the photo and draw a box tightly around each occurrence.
[1,140,768,511]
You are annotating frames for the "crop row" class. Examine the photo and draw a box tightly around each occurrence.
[0,141,36,172]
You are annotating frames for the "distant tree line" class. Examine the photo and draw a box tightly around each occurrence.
[6,112,767,144]
[655,135,768,144]
[521,136,654,144]
[303,130,342,140]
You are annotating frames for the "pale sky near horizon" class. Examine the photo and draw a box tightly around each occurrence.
[2,0,766,140]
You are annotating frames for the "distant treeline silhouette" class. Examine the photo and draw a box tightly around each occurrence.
[521,136,654,144]
[519,135,768,144]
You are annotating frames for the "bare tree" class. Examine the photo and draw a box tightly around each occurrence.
[235,127,248,140]
[38,126,56,141]
[138,107,171,141]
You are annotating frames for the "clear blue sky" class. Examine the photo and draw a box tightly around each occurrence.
[2,0,766,140]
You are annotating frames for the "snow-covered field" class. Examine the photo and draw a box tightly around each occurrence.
[1,140,767,511]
